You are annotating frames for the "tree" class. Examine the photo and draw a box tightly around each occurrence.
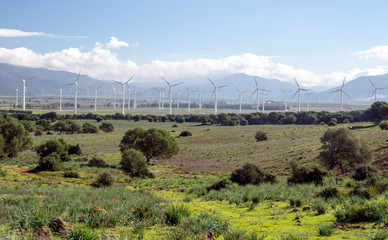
[230,163,276,186]
[99,122,114,133]
[319,128,372,173]
[0,115,32,158]
[120,127,179,162]
[365,101,388,123]
[120,149,152,178]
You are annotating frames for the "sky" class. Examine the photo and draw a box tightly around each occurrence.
[1,0,388,88]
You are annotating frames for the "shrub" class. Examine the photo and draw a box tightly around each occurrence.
[93,172,114,187]
[317,224,334,236]
[316,186,340,199]
[0,115,32,158]
[99,122,114,133]
[327,118,338,126]
[35,129,43,136]
[230,163,276,186]
[120,149,152,178]
[164,205,190,226]
[378,120,388,130]
[206,179,231,192]
[312,198,327,215]
[68,144,83,156]
[255,131,268,141]
[63,171,80,178]
[38,153,64,171]
[88,157,106,167]
[336,200,388,223]
[65,226,98,240]
[368,230,388,240]
[179,130,192,137]
[82,122,99,134]
[0,166,7,177]
[353,165,380,181]
[287,163,328,185]
[35,138,70,162]
[289,197,305,207]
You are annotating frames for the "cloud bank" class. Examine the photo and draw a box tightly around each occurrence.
[0,38,386,87]
[355,46,388,60]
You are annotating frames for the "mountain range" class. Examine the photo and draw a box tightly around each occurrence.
[0,62,387,103]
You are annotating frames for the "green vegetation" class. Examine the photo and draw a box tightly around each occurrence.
[120,149,153,178]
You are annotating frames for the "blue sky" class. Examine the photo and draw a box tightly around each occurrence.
[1,0,388,87]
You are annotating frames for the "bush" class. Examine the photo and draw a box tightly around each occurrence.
[287,163,328,185]
[378,120,388,130]
[93,172,114,187]
[327,118,338,126]
[312,198,327,215]
[255,131,268,141]
[353,165,380,181]
[35,129,43,136]
[68,144,82,156]
[368,230,388,240]
[0,166,7,177]
[120,149,152,178]
[99,122,114,133]
[64,171,80,178]
[65,226,98,240]
[35,138,71,162]
[38,153,64,171]
[179,130,192,137]
[316,186,341,199]
[88,157,106,167]
[336,200,388,223]
[164,204,190,226]
[206,179,231,192]
[230,163,276,186]
[82,122,99,134]
[0,115,32,158]
[317,224,335,236]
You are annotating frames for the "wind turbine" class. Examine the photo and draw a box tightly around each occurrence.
[183,85,198,113]
[112,85,117,109]
[198,91,203,109]
[208,77,228,115]
[14,73,36,111]
[305,90,313,112]
[176,87,181,109]
[15,88,19,107]
[280,89,293,111]
[63,71,82,114]
[155,87,166,112]
[91,84,103,112]
[161,77,183,115]
[292,78,308,112]
[132,86,137,110]
[127,85,131,112]
[235,86,249,112]
[250,77,261,112]
[260,87,270,112]
[330,77,350,111]
[369,79,388,102]
[113,76,134,115]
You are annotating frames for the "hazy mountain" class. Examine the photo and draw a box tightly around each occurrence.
[0,63,387,103]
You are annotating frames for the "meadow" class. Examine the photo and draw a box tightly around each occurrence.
[0,117,387,239]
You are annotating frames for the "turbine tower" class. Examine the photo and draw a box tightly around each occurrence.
[369,79,388,102]
[208,77,228,115]
[156,87,166,112]
[112,85,117,109]
[14,73,36,111]
[183,85,198,113]
[261,87,270,112]
[113,76,134,115]
[235,86,249,112]
[127,85,131,112]
[250,77,261,112]
[15,88,19,107]
[63,70,82,114]
[176,87,180,109]
[91,84,103,112]
[330,77,349,111]
[292,78,308,112]
[161,77,183,115]
[280,89,292,111]
[305,90,313,112]
[132,86,137,110]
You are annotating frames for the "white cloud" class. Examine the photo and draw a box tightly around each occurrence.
[0,39,387,87]
[355,46,388,59]
[0,28,52,37]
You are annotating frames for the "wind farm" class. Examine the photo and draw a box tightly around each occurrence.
[0,2,387,239]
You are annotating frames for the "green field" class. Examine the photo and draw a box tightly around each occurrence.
[0,119,387,239]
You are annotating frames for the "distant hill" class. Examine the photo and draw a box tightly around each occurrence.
[0,63,387,103]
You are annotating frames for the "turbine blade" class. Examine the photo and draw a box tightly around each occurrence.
[369,79,376,89]
[97,84,103,89]
[76,70,81,82]
[161,77,171,86]
[207,77,216,87]
[250,90,257,98]
[330,90,341,94]
[13,73,22,80]
[126,75,135,84]
[292,90,299,99]
[294,78,299,88]
[218,85,228,89]
[254,77,258,88]
[343,91,351,98]
[341,77,346,88]
[172,82,183,87]
[27,76,36,81]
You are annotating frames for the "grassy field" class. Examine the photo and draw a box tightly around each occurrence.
[0,119,387,239]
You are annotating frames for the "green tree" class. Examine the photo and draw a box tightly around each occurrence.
[120,127,179,162]
[319,128,372,173]
[365,101,388,123]
[82,122,99,134]
[35,138,70,162]
[120,149,152,178]
[0,115,32,158]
